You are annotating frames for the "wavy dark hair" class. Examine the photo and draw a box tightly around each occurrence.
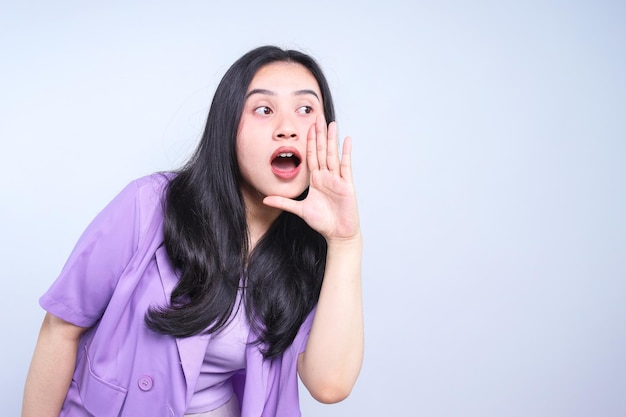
[145,46,335,359]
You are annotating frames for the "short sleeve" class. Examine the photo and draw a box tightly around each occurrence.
[39,180,146,327]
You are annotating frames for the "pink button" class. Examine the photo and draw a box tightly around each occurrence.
[138,375,153,391]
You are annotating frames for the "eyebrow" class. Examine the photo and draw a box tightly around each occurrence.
[245,88,320,101]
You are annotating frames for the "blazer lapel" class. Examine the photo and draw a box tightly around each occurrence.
[155,245,211,407]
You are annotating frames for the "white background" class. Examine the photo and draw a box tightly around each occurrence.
[2,1,625,416]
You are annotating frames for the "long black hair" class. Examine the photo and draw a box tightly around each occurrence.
[145,46,335,359]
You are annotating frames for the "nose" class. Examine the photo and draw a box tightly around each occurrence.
[273,115,298,140]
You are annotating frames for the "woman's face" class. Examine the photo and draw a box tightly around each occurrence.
[236,61,323,207]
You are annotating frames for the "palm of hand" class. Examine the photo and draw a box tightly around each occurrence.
[301,168,359,242]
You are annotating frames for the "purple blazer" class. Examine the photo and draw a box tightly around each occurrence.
[40,175,314,417]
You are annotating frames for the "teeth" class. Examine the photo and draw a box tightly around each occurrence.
[278,152,294,158]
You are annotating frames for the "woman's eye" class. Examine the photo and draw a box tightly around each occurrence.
[297,106,313,114]
[254,106,272,115]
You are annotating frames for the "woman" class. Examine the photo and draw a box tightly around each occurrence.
[22,45,363,417]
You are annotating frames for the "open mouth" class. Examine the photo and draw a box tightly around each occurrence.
[270,148,302,179]
[271,152,301,171]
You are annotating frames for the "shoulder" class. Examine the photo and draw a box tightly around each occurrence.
[123,173,176,241]
[112,173,174,217]
[128,172,174,201]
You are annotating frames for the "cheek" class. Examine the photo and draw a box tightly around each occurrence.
[299,120,315,138]
[236,142,265,176]
[235,141,253,176]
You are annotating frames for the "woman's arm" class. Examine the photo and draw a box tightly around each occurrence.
[22,313,87,417]
[264,116,364,403]
[297,234,363,403]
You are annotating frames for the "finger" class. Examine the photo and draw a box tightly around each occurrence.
[326,121,340,173]
[340,136,353,182]
[263,195,302,217]
[306,122,319,172]
[315,115,328,170]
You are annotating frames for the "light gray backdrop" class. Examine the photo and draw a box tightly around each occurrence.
[2,1,625,416]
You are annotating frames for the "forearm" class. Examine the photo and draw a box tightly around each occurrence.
[22,313,84,417]
[299,233,364,403]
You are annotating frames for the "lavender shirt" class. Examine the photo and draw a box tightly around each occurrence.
[186,290,248,414]
[40,174,314,417]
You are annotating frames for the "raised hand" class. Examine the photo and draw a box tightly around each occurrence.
[264,115,360,243]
